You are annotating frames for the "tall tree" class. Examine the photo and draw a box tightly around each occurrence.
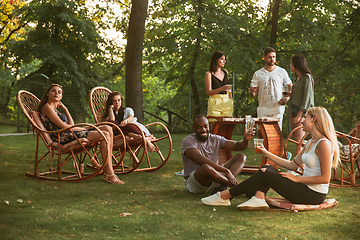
[125,0,149,123]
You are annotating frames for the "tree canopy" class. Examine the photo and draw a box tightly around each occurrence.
[1,0,359,133]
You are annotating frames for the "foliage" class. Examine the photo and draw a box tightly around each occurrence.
[1,0,359,133]
[143,0,360,133]
[0,0,26,56]
[4,0,122,122]
[144,0,268,124]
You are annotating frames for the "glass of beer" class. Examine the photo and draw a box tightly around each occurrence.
[227,84,232,93]
[254,139,264,154]
[282,85,290,97]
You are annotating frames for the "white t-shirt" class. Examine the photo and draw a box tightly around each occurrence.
[251,66,291,116]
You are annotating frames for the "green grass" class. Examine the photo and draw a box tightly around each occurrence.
[0,125,19,134]
[0,133,359,239]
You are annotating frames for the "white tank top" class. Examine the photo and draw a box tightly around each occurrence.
[302,138,332,194]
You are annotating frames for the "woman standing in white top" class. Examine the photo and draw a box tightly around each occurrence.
[201,107,339,210]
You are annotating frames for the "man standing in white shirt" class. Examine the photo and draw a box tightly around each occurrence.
[249,47,292,130]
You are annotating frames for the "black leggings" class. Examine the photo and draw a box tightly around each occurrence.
[229,165,326,205]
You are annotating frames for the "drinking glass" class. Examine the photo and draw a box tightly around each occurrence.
[253,138,264,154]
[282,85,290,97]
[246,118,255,133]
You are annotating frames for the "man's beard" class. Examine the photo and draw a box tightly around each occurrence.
[196,131,209,141]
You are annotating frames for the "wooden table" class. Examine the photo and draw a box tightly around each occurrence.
[211,117,283,173]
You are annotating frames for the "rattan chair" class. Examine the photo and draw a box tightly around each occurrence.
[332,121,360,187]
[89,86,172,173]
[17,90,124,181]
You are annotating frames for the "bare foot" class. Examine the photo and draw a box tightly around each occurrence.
[146,139,156,152]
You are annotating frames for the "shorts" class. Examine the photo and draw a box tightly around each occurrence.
[185,170,221,194]
[207,94,233,122]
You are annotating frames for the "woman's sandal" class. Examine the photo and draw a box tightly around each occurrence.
[103,173,125,184]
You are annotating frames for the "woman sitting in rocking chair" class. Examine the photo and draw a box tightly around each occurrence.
[37,84,124,184]
[103,91,155,152]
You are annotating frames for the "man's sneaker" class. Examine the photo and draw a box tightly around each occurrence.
[236,196,269,210]
[174,169,184,176]
[201,192,231,206]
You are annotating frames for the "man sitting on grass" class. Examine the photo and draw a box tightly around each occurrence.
[182,114,255,195]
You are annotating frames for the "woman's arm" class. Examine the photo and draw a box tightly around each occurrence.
[42,103,84,131]
[259,144,304,171]
[119,108,134,127]
[294,75,314,123]
[107,105,115,121]
[57,102,74,125]
[204,71,229,96]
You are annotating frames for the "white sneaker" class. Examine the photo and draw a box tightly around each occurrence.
[201,192,231,206]
[236,196,269,210]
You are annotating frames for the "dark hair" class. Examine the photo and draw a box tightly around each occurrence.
[263,47,276,57]
[193,114,206,124]
[208,51,226,72]
[104,91,125,122]
[37,84,63,112]
[291,54,315,85]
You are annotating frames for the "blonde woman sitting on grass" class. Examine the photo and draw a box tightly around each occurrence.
[201,107,339,210]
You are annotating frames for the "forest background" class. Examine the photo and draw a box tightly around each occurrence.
[1,0,359,134]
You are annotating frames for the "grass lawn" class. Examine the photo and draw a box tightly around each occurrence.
[0,132,359,239]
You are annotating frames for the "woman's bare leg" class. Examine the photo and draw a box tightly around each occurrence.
[88,127,124,184]
[128,133,156,152]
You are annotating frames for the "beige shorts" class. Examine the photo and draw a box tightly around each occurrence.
[185,170,221,194]
[207,94,233,122]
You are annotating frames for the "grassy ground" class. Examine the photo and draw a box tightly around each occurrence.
[0,132,359,239]
[0,125,18,134]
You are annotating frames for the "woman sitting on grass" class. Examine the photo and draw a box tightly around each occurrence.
[201,107,339,210]
[37,84,124,184]
[103,91,155,152]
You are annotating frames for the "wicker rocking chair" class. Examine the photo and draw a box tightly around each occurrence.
[17,90,124,181]
[89,86,172,173]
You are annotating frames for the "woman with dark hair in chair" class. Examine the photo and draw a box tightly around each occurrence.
[103,91,155,152]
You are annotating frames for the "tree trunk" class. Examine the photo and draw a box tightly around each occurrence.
[125,0,149,123]
[187,0,202,115]
[270,0,281,46]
